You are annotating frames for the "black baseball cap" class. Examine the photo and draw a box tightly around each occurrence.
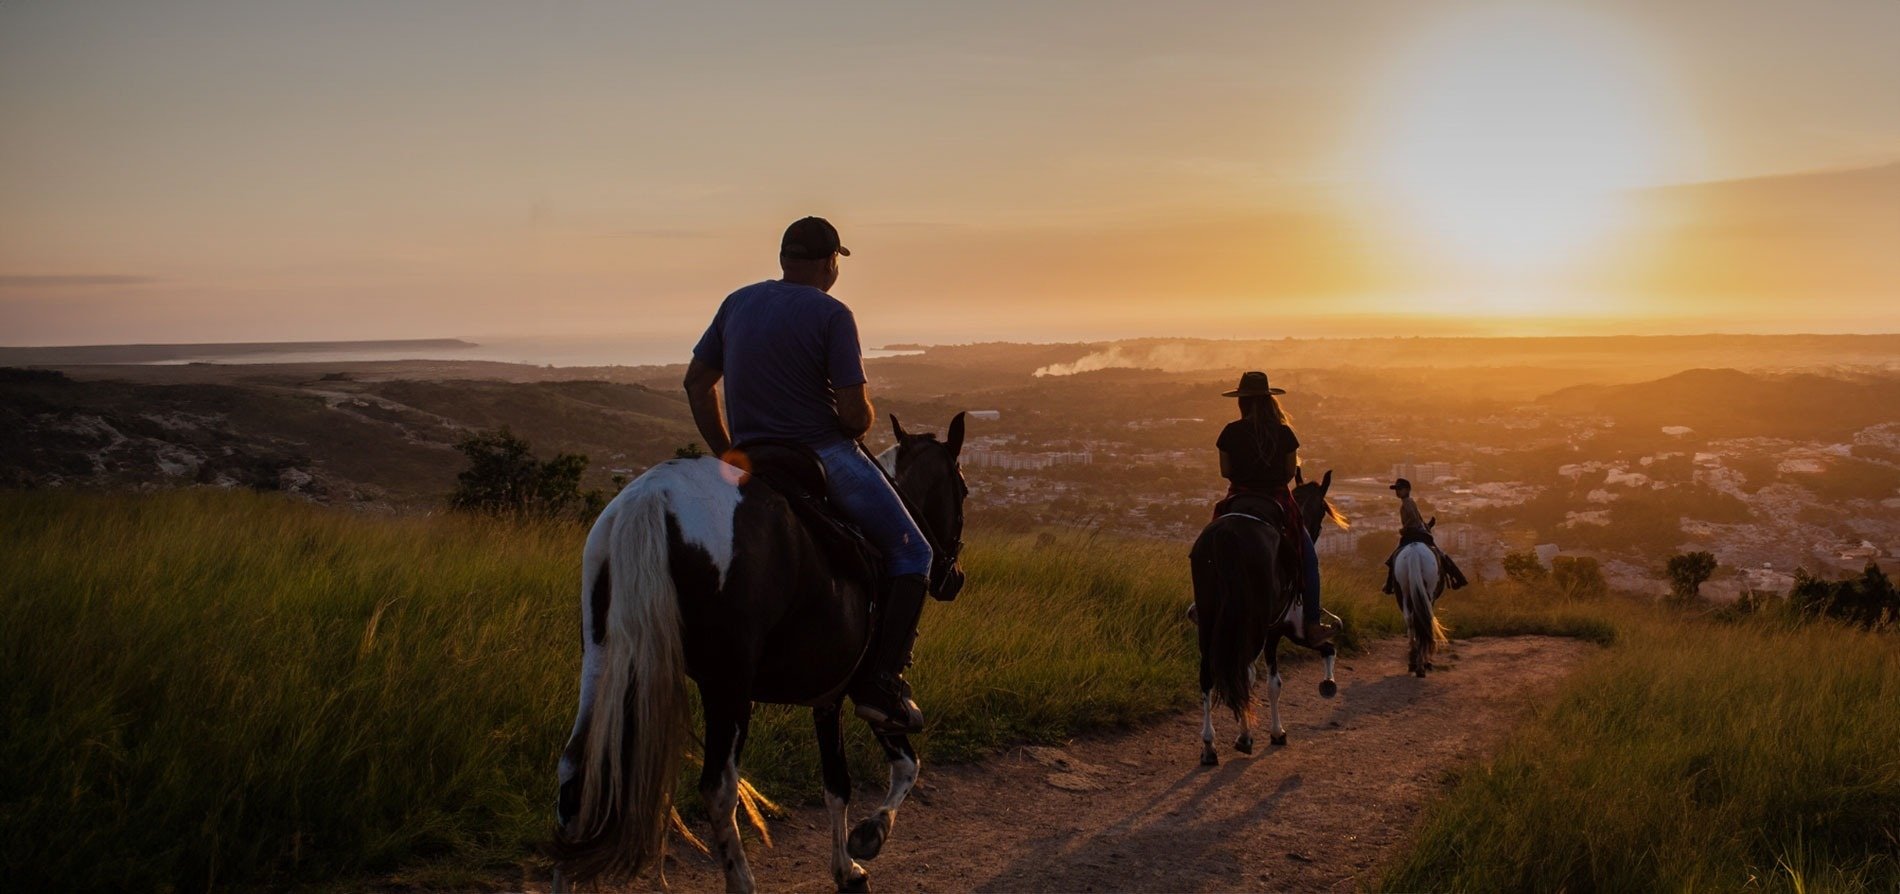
[781,216,851,260]
[1390,478,1412,490]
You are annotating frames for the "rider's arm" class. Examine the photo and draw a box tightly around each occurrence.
[682,357,733,456]
[1218,449,1234,480]
[837,382,873,441]
[1285,450,1300,483]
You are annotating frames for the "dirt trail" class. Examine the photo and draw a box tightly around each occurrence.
[582,636,1595,893]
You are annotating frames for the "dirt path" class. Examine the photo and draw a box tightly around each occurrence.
[573,636,1595,893]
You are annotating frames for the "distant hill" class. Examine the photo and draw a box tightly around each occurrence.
[1539,367,1900,440]
[0,368,695,505]
[0,339,478,365]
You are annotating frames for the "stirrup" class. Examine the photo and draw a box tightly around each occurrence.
[852,673,924,734]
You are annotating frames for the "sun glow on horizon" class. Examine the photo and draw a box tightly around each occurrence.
[1361,8,1675,292]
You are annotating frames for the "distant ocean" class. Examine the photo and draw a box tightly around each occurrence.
[132,334,921,368]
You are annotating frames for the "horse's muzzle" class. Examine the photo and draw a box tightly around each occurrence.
[931,556,965,602]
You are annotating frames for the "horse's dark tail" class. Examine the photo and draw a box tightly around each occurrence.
[1199,520,1267,726]
[548,482,689,885]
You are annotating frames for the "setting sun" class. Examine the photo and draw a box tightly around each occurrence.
[1364,8,1672,277]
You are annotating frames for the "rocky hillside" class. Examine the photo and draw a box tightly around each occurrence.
[0,367,697,507]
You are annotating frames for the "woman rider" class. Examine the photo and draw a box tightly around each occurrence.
[1213,370,1336,647]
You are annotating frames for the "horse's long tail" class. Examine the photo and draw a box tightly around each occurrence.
[549,484,689,884]
[1201,521,1262,726]
[1402,547,1448,667]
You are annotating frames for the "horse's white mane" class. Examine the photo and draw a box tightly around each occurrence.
[876,444,898,476]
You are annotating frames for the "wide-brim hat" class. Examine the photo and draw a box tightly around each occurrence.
[1390,478,1412,490]
[1221,370,1285,397]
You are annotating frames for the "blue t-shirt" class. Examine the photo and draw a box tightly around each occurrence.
[692,280,866,447]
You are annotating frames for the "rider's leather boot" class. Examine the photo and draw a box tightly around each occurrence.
[1444,554,1470,590]
[853,573,929,734]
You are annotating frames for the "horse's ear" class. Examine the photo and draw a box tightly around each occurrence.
[1295,466,1304,485]
[890,414,909,442]
[1321,469,1333,493]
[946,412,967,457]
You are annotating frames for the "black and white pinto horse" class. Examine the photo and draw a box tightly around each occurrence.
[1391,541,1449,677]
[1190,471,1349,766]
[550,414,969,893]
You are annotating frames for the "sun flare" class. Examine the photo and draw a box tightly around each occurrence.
[1364,8,1669,278]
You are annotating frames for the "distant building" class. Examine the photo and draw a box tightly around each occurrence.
[1391,459,1456,485]
[966,410,1001,422]
[963,449,1093,471]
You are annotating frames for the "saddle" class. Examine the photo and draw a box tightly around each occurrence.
[1208,492,1304,596]
[730,440,882,589]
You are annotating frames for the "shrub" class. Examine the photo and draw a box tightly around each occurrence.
[1666,551,1717,602]
[449,427,603,520]
[1503,550,1549,584]
[1551,555,1607,599]
[1791,563,1898,629]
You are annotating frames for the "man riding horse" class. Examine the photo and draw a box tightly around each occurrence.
[682,215,931,734]
[1381,477,1469,596]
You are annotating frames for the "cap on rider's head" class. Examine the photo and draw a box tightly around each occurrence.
[1390,478,1412,491]
[781,216,851,260]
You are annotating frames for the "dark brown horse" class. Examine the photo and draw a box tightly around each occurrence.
[549,414,968,893]
[1190,470,1349,765]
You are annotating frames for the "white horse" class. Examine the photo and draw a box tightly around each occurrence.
[1392,542,1448,677]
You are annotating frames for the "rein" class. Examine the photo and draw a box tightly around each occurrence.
[857,439,966,597]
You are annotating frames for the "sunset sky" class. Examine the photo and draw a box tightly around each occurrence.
[2,1,1897,349]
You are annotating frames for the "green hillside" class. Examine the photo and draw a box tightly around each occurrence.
[2,489,1893,891]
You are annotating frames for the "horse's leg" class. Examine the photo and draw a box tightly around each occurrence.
[1199,645,1219,766]
[848,733,919,861]
[701,694,757,894]
[1234,650,1256,754]
[814,704,868,892]
[1318,642,1338,699]
[1268,640,1288,746]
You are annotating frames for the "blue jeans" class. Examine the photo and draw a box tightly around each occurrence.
[1299,525,1323,626]
[814,440,933,578]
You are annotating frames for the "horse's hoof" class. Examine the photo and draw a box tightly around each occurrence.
[1414,669,1427,678]
[847,817,887,861]
[1319,679,1338,699]
[1201,746,1219,766]
[1234,735,1253,755]
[1270,732,1288,746]
[838,870,871,893]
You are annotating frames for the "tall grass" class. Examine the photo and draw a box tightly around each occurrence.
[1380,608,1900,891]
[11,489,1887,891]
[0,491,1244,890]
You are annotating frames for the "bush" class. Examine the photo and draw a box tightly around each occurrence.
[1666,551,1717,602]
[1551,555,1607,599]
[1504,550,1549,584]
[1791,563,1898,629]
[449,427,603,520]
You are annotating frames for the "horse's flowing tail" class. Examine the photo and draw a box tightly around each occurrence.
[1399,545,1448,668]
[1198,521,1266,726]
[549,485,689,884]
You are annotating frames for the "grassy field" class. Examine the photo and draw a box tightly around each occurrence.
[1380,607,1900,893]
[3,489,1894,891]
[0,490,1229,890]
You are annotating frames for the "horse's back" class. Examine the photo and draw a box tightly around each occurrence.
[591,456,870,706]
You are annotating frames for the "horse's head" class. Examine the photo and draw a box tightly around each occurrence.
[1292,468,1349,543]
[888,412,970,599]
